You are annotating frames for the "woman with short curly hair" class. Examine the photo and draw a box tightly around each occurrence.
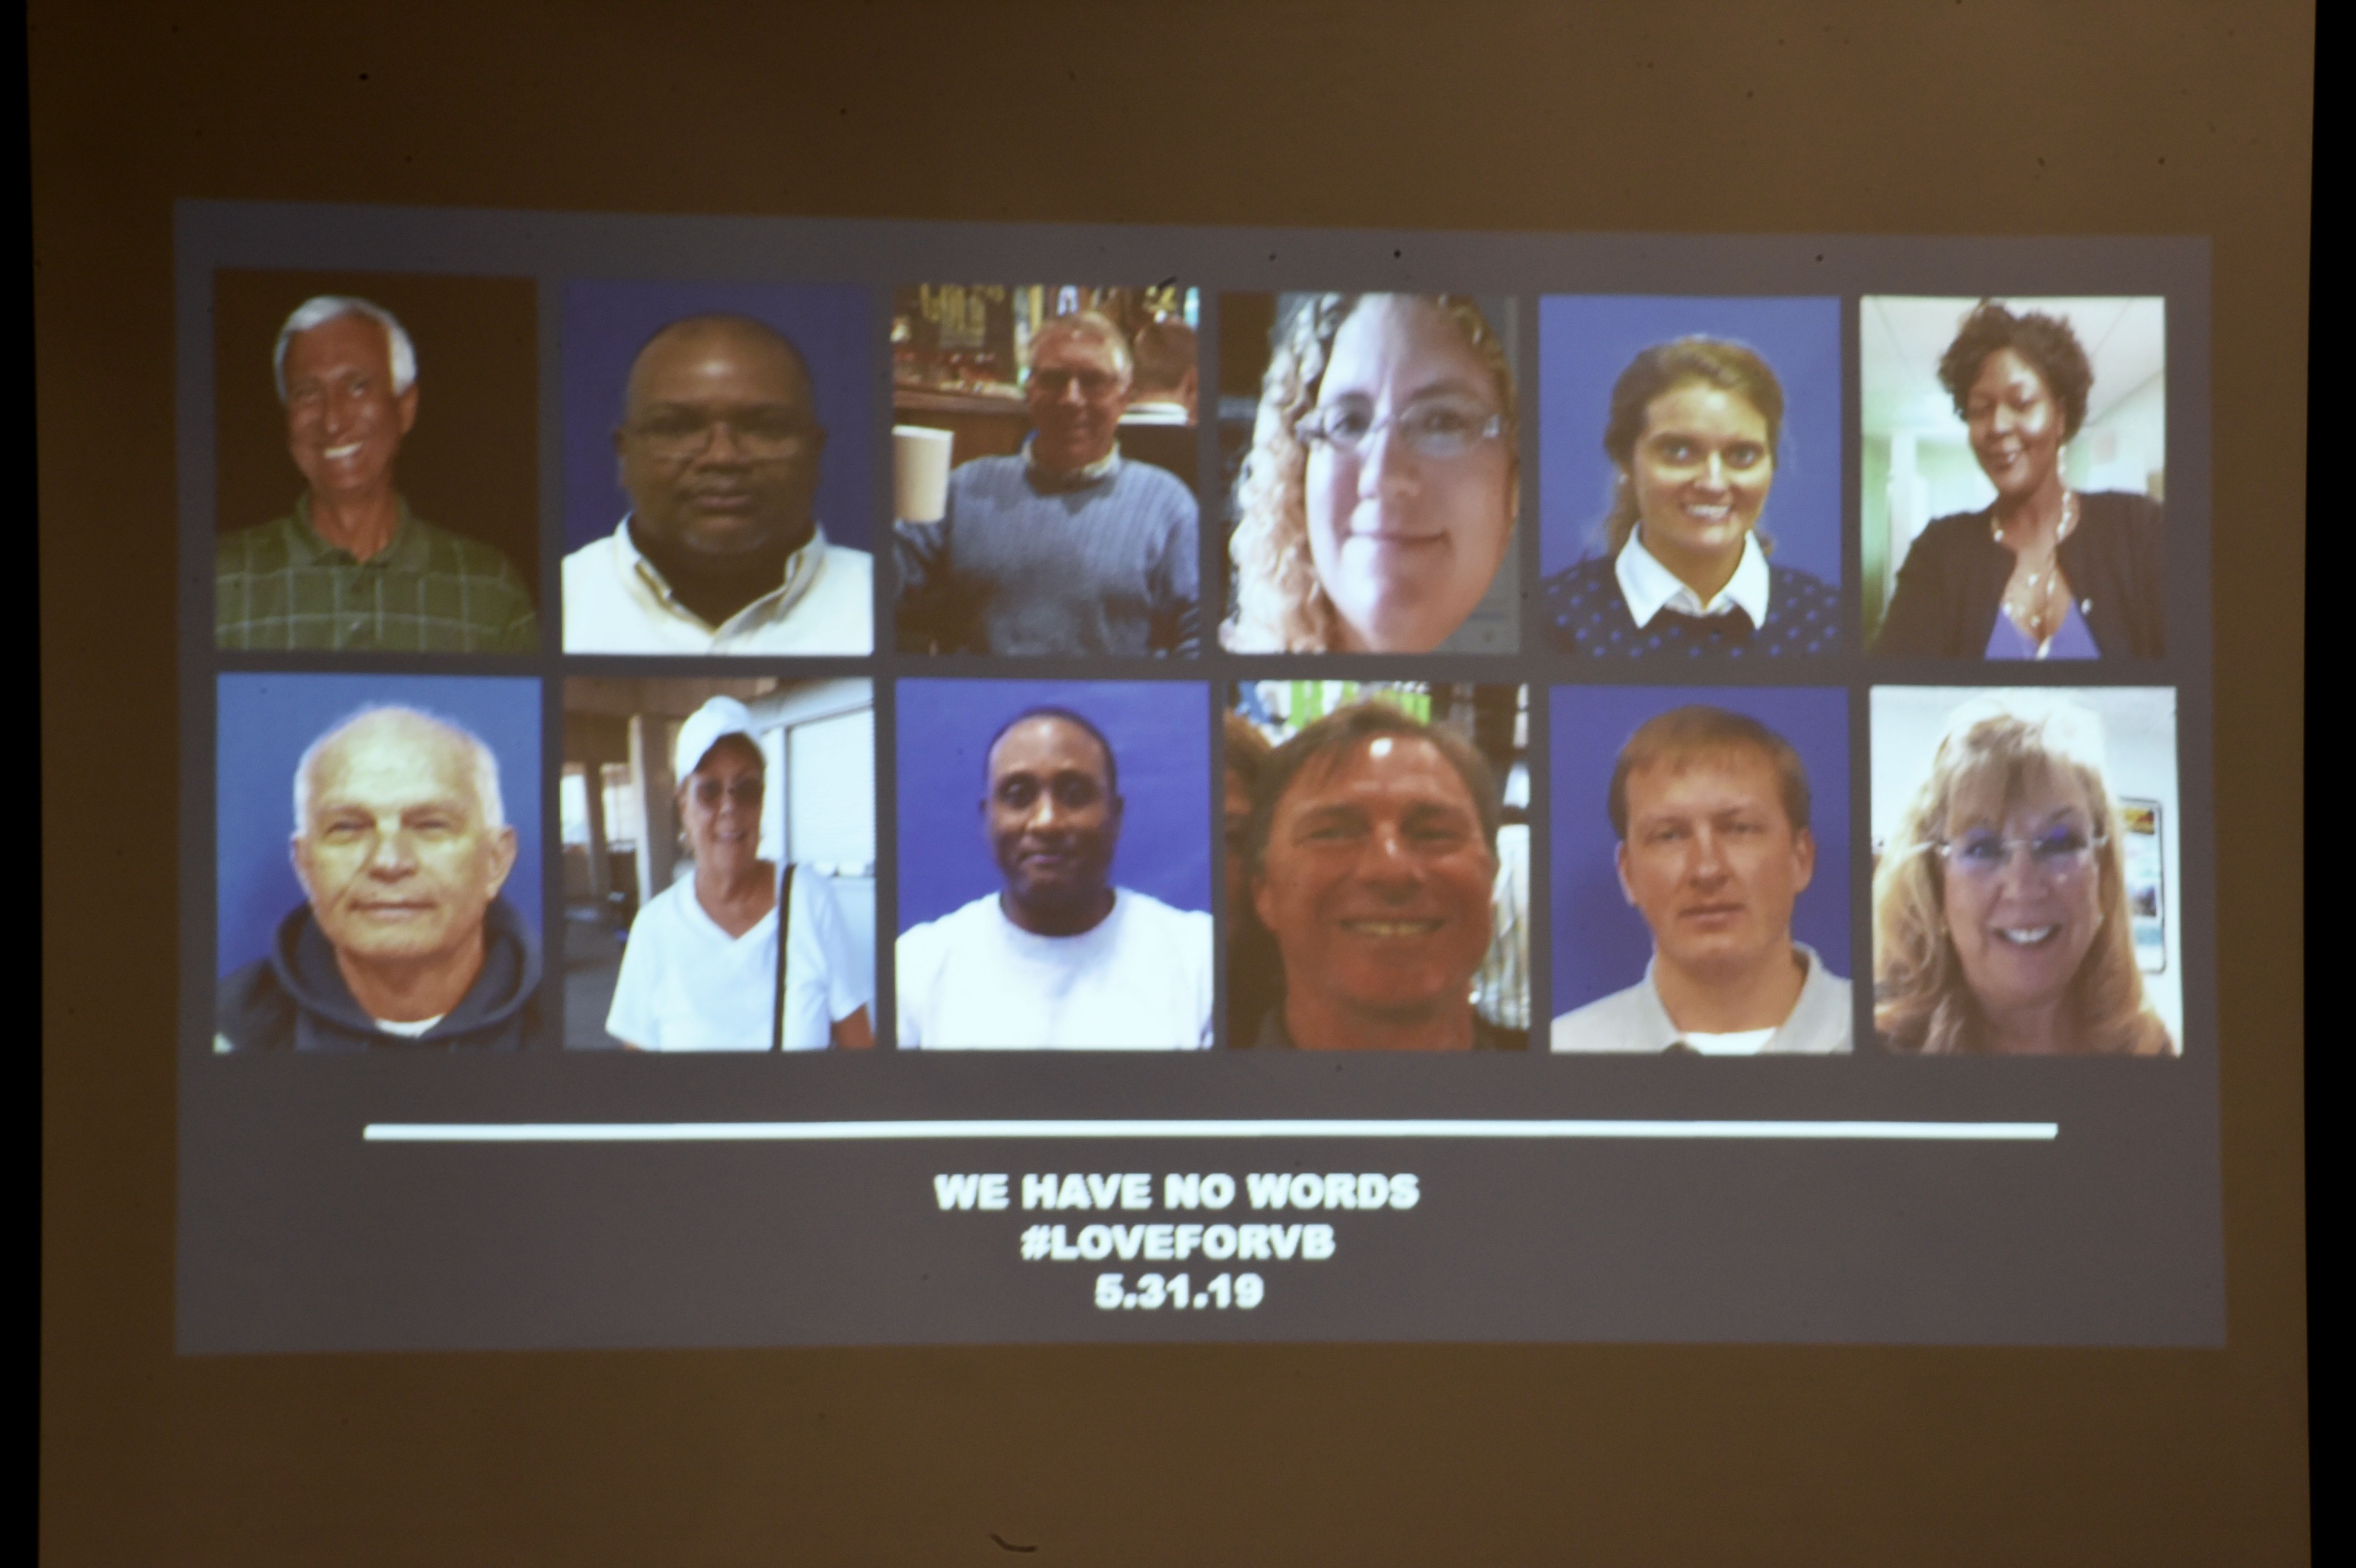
[1872,300,2166,659]
[1223,294,1518,653]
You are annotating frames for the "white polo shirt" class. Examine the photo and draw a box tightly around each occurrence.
[1549,943,1853,1055]
[896,889,1214,1050]
[562,518,874,654]
[608,869,872,1050]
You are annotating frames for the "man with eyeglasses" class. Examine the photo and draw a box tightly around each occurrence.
[894,312,1200,656]
[563,314,874,653]
[1551,705,1851,1054]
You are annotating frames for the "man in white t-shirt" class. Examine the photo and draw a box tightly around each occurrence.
[1550,705,1850,1055]
[897,707,1212,1049]
[606,697,874,1049]
[562,315,873,654]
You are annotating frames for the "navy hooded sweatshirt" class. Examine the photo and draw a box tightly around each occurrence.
[215,896,544,1052]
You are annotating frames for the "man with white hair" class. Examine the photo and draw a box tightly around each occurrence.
[215,295,539,651]
[894,311,1200,655]
[215,706,544,1051]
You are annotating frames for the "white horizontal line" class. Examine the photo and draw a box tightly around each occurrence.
[364,1119,2058,1143]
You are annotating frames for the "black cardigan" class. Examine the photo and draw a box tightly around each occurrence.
[1872,490,2166,658]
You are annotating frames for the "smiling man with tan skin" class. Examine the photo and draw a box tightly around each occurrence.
[1247,703,1523,1051]
[217,297,539,652]
[896,707,1213,1048]
[215,706,544,1052]
[1551,706,1851,1054]
[894,311,1200,656]
[563,314,873,654]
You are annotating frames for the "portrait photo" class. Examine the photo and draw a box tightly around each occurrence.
[1231,681,1530,1050]
[561,676,875,1051]
[1549,685,1851,1053]
[1218,293,1520,656]
[1869,686,2181,1055]
[1862,296,2166,659]
[894,678,1212,1048]
[1536,295,1843,661]
[558,279,876,655]
[212,270,541,653]
[214,672,544,1051]
[890,283,1202,657]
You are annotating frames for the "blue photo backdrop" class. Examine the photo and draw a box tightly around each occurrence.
[217,673,543,977]
[1549,684,1850,1018]
[1537,295,1843,585]
[895,679,1211,932]
[560,279,875,555]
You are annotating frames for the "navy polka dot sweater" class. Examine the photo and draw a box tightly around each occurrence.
[1539,557,1845,659]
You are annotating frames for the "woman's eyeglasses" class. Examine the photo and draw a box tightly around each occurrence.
[1931,825,2105,880]
[689,777,765,811]
[1296,400,1505,460]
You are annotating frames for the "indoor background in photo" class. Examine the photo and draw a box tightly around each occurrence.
[560,676,875,1049]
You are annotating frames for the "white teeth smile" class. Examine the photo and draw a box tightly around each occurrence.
[1342,920,1442,937]
[1995,926,2058,946]
[325,442,363,459]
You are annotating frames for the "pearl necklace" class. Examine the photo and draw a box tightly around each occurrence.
[1995,490,2078,637]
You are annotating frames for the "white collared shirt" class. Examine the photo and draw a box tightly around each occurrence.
[562,518,873,654]
[1614,530,1772,630]
[1549,942,1853,1055]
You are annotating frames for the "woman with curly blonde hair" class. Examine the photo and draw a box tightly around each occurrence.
[1223,294,1517,653]
[1872,693,2172,1055]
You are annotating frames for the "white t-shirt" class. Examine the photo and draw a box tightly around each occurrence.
[1675,1027,1779,1056]
[896,889,1213,1050]
[561,519,874,654]
[608,869,871,1050]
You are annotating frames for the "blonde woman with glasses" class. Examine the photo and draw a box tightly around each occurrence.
[1872,693,2173,1055]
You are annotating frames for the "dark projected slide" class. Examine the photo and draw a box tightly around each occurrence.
[177,203,2217,1350]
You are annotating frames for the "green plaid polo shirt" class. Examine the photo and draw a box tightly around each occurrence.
[215,495,540,652]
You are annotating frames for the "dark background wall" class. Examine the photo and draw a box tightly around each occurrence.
[214,269,541,596]
[36,3,2310,1563]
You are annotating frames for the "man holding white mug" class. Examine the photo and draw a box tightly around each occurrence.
[892,312,1200,657]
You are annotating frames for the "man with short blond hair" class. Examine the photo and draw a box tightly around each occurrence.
[216,706,544,1051]
[1551,705,1850,1054]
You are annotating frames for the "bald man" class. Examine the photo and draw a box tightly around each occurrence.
[215,706,545,1052]
[563,314,873,653]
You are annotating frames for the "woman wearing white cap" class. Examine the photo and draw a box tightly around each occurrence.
[606,696,874,1049]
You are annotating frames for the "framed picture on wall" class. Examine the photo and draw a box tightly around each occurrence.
[2120,798,2166,974]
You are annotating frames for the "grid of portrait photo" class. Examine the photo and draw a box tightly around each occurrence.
[199,252,2187,1061]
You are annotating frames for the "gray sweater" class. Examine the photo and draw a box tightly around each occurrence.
[893,453,1200,655]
